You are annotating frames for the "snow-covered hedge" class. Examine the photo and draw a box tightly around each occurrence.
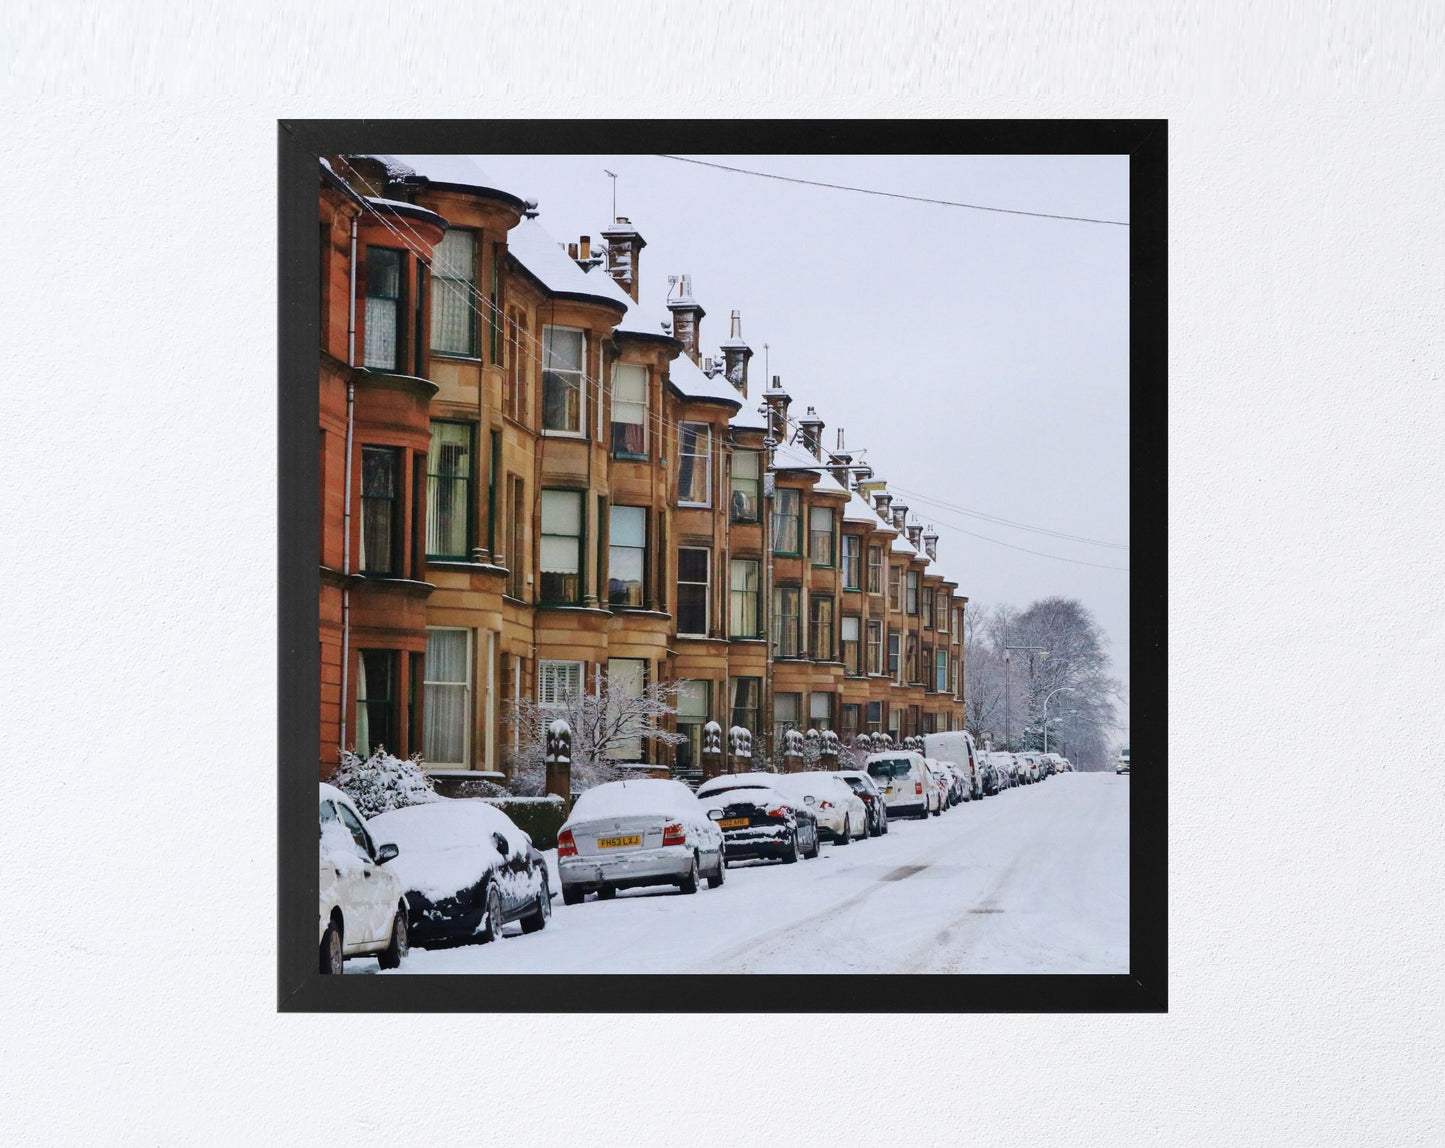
[479,795,567,850]
[331,747,440,819]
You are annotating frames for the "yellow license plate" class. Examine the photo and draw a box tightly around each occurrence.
[718,817,750,829]
[597,835,641,849]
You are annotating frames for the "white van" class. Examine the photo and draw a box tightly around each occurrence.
[865,751,936,820]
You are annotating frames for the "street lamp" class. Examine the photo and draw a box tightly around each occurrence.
[1003,645,1047,750]
[1041,686,1075,754]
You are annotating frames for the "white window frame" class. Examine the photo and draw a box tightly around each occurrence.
[538,659,584,708]
[677,421,712,507]
[424,627,472,767]
[430,229,477,358]
[541,324,587,437]
[610,362,648,458]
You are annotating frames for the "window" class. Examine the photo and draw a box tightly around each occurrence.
[906,635,918,683]
[936,648,949,693]
[809,691,833,731]
[954,607,963,644]
[675,680,710,773]
[677,548,710,635]
[426,422,472,560]
[954,659,961,697]
[611,363,648,458]
[360,446,399,575]
[505,307,528,423]
[841,704,860,742]
[542,326,584,433]
[888,707,901,741]
[922,586,934,629]
[540,489,583,603]
[424,628,471,765]
[906,570,920,615]
[809,506,834,566]
[355,650,395,755]
[867,545,883,594]
[364,247,402,370]
[888,632,901,681]
[772,586,800,657]
[866,700,882,734]
[867,620,883,675]
[731,450,760,522]
[731,677,760,737]
[923,712,936,735]
[538,660,583,707]
[506,475,525,599]
[729,558,760,637]
[889,565,902,612]
[809,595,834,661]
[608,506,647,607]
[606,658,647,761]
[773,488,801,554]
[842,534,861,589]
[774,692,801,740]
[430,229,475,356]
[841,616,861,675]
[677,422,711,505]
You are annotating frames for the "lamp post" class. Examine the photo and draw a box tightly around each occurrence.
[1041,686,1075,755]
[1003,645,1047,750]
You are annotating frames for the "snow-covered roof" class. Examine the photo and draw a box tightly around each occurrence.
[771,439,826,472]
[891,532,920,557]
[668,351,742,409]
[811,469,850,498]
[365,196,448,232]
[506,217,631,314]
[391,153,502,191]
[728,402,769,432]
[844,488,889,527]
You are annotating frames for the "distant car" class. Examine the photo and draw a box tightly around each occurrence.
[558,779,726,903]
[866,751,934,820]
[1019,754,1040,784]
[770,772,870,844]
[695,776,821,863]
[1116,756,1130,775]
[318,783,408,974]
[367,798,550,947]
[927,759,961,807]
[1060,758,1074,773]
[834,769,890,836]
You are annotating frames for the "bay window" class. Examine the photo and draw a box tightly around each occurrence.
[731,450,760,522]
[611,363,648,458]
[355,650,395,756]
[936,649,950,693]
[430,229,476,357]
[675,680,710,772]
[364,247,402,370]
[841,615,861,675]
[426,421,472,560]
[888,632,901,681]
[809,595,834,661]
[772,586,800,657]
[677,422,711,505]
[677,548,710,635]
[922,586,934,629]
[773,488,801,554]
[867,545,883,594]
[424,628,471,766]
[606,657,647,761]
[906,570,920,615]
[809,691,834,731]
[889,565,902,612]
[729,558,760,637]
[360,446,399,575]
[841,534,861,589]
[773,693,801,740]
[866,620,883,674]
[731,677,760,737]
[608,506,647,607]
[809,506,834,566]
[540,489,583,603]
[542,325,584,433]
[538,659,583,707]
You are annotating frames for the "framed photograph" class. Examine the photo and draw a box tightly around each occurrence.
[279,120,1164,1011]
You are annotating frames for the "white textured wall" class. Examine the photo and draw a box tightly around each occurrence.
[2,3,1442,1144]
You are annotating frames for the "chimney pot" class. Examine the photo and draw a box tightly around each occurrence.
[568,242,578,259]
[579,235,591,260]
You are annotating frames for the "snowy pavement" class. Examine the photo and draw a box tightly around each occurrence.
[347,771,1129,975]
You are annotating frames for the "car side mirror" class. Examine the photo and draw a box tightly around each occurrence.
[706,809,724,821]
[375,842,399,864]
[492,832,509,856]
[804,795,816,805]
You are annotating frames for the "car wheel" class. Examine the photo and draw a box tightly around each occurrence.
[562,884,584,906]
[596,884,617,900]
[679,852,700,894]
[483,885,507,944]
[376,906,408,969]
[835,816,852,845]
[521,879,551,933]
[804,824,821,859]
[319,920,343,975]
[707,851,726,889]
[781,829,800,864]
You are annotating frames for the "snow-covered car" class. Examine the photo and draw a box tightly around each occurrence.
[1116,755,1130,775]
[934,760,967,806]
[318,783,408,974]
[865,751,934,820]
[367,799,550,947]
[834,769,889,836]
[768,772,869,844]
[1019,754,1040,784]
[1041,753,1065,777]
[695,775,820,863]
[975,753,997,797]
[558,779,726,903]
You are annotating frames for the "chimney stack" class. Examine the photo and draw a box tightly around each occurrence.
[666,274,705,364]
[892,503,909,533]
[719,309,753,399]
[798,406,825,460]
[922,526,939,561]
[600,218,647,302]
[874,490,893,519]
[764,375,791,445]
[907,522,924,550]
[828,432,853,489]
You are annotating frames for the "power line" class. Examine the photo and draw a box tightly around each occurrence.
[924,512,1130,572]
[888,484,1128,550]
[655,155,1130,227]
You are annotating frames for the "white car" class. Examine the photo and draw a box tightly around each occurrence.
[864,751,935,820]
[558,779,726,903]
[769,772,869,844]
[1019,754,1040,784]
[318,783,409,974]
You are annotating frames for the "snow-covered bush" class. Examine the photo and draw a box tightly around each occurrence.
[332,746,441,819]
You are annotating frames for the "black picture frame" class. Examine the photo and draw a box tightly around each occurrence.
[279,119,1165,1012]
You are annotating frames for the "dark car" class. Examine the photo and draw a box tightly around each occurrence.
[368,799,551,946]
[695,776,821,864]
[835,769,890,836]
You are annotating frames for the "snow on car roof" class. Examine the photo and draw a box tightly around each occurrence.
[369,799,523,900]
[565,778,700,823]
[695,775,773,798]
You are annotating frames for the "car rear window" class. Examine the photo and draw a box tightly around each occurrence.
[867,758,911,779]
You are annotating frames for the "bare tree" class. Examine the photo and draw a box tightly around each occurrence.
[503,673,688,794]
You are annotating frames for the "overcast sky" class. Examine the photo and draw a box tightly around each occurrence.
[463,153,1130,736]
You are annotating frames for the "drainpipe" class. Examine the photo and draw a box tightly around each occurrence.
[762,435,775,770]
[339,217,358,756]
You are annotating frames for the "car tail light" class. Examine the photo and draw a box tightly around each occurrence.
[819,800,834,810]
[915,782,923,794]
[662,822,686,847]
[557,829,577,858]
[766,806,789,819]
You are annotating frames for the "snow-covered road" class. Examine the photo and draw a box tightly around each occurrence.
[349,771,1129,975]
